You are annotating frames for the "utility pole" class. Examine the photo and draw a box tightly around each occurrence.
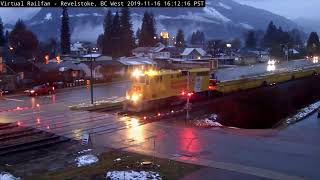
[186,71,190,120]
[281,44,289,63]
[90,51,94,105]
[285,44,289,62]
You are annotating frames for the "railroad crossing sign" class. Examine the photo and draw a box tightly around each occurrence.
[184,103,192,110]
[81,133,91,146]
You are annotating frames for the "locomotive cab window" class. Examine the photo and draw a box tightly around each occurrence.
[197,72,209,76]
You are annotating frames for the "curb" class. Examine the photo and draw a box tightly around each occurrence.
[276,101,320,129]
[56,80,130,92]
[1,80,130,98]
[69,101,123,111]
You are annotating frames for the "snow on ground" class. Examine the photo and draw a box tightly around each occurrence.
[75,154,99,167]
[71,96,125,109]
[158,13,219,24]
[203,7,231,22]
[286,101,320,125]
[78,149,92,154]
[0,172,20,180]
[44,13,52,20]
[195,114,223,128]
[239,22,254,29]
[106,170,161,180]
[218,2,232,10]
[75,13,90,17]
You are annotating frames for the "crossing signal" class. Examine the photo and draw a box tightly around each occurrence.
[45,55,49,64]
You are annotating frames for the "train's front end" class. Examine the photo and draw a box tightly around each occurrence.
[123,68,158,112]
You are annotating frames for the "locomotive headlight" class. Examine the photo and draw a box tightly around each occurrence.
[132,69,143,78]
[131,93,140,102]
[131,93,142,103]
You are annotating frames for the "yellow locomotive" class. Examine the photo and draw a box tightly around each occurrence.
[124,64,320,112]
[124,68,210,112]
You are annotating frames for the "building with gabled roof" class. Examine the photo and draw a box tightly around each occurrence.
[181,48,208,60]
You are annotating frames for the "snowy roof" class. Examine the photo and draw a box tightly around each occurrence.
[132,47,153,53]
[71,42,88,52]
[82,53,102,58]
[118,57,155,66]
[152,46,165,53]
[181,48,206,56]
[170,58,186,62]
[34,61,82,72]
[290,49,300,54]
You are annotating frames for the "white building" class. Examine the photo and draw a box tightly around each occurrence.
[181,48,207,60]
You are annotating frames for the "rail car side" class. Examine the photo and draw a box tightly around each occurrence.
[124,65,320,112]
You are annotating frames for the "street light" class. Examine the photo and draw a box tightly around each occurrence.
[89,47,99,105]
[281,44,289,62]
[90,51,94,105]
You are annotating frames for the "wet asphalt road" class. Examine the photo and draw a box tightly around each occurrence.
[0,60,320,179]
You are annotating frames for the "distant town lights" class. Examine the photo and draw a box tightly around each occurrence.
[160,31,169,39]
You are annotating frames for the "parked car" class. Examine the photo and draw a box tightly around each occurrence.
[0,89,10,96]
[24,84,55,96]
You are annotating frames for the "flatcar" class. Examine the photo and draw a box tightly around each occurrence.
[214,65,320,93]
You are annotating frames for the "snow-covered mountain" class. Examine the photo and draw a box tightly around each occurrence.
[24,0,300,42]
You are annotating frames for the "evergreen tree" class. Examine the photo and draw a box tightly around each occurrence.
[270,44,283,58]
[263,21,277,47]
[60,7,70,54]
[120,7,134,56]
[231,38,242,49]
[175,29,185,48]
[139,11,156,46]
[111,12,121,57]
[190,30,205,45]
[307,32,320,55]
[102,10,113,55]
[135,28,141,43]
[0,17,5,46]
[245,31,257,49]
[149,12,156,45]
[96,34,104,50]
[4,30,9,45]
[289,29,303,47]
[48,38,57,56]
[190,32,196,44]
[200,32,205,45]
[9,19,38,60]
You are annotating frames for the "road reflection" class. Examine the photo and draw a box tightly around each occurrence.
[124,117,145,144]
[179,128,201,155]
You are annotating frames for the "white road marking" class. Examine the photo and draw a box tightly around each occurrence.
[4,98,24,102]
[18,111,45,116]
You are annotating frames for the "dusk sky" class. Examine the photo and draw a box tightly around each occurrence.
[235,0,320,20]
[0,1,319,24]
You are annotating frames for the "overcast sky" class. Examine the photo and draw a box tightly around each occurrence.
[0,1,319,24]
[235,0,320,20]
